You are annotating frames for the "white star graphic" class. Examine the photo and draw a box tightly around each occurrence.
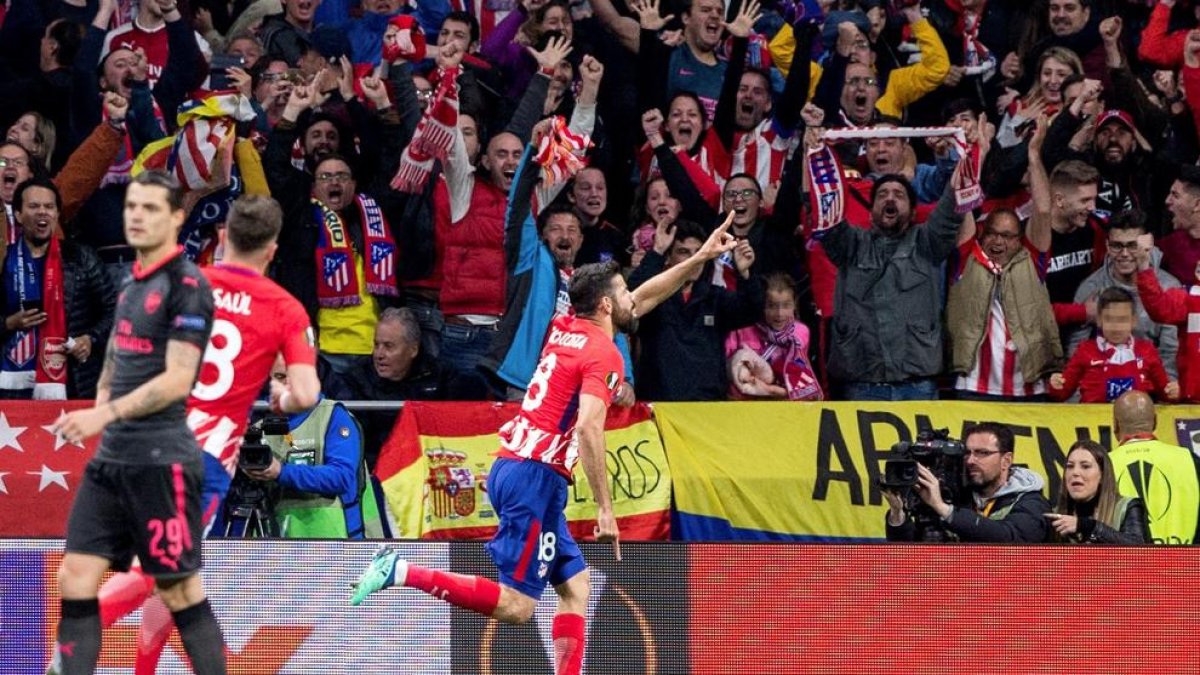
[0,412,27,451]
[27,465,69,492]
[43,411,85,451]
[1179,421,1188,431]
[0,471,9,494]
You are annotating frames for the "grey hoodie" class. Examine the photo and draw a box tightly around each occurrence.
[1070,247,1180,379]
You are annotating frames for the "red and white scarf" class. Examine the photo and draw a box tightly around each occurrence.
[806,142,847,233]
[533,115,592,185]
[392,66,461,193]
[313,195,400,308]
[35,237,67,399]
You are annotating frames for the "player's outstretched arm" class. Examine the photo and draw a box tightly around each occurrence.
[630,211,738,318]
[577,393,621,561]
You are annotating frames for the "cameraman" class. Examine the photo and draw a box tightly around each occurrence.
[242,359,384,539]
[884,423,1051,542]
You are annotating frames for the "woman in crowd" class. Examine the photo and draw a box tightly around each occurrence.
[1047,440,1150,544]
[7,112,56,173]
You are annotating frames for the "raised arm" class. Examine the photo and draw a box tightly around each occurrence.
[1025,115,1053,254]
[631,212,738,316]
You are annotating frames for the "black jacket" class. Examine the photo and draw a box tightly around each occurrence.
[0,240,116,398]
[628,252,763,401]
[1069,497,1151,545]
[887,467,1052,543]
[321,353,451,468]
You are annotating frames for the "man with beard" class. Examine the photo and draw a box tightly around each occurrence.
[101,0,210,86]
[884,422,1051,542]
[817,174,965,401]
[946,208,1060,401]
[352,228,739,675]
[1020,0,1107,84]
[0,179,115,400]
[1070,212,1180,378]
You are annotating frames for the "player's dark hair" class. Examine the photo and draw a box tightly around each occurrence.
[131,170,184,211]
[12,177,62,214]
[1097,286,1135,314]
[226,195,283,253]
[569,260,622,317]
[964,422,1015,455]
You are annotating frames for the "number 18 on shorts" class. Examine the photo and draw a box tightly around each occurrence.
[484,458,587,599]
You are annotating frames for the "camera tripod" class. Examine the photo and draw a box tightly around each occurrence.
[219,475,281,538]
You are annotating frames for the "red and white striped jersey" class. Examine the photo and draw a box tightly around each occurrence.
[953,239,1049,398]
[730,118,797,190]
[495,314,624,478]
[186,264,316,475]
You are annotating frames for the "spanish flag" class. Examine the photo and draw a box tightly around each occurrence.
[374,401,671,541]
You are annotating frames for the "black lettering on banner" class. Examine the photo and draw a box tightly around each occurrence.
[813,409,864,505]
[572,438,664,504]
[855,410,913,506]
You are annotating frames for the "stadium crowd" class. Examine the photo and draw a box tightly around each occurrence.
[7,0,1200,432]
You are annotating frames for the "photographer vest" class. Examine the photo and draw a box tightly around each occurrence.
[946,245,1062,384]
[1111,438,1200,545]
[267,400,384,539]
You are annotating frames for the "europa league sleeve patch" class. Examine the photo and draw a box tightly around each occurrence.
[606,372,620,391]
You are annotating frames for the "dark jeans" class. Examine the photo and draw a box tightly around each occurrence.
[440,321,497,400]
[842,379,939,401]
[405,295,443,360]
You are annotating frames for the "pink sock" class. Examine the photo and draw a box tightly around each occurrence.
[98,569,156,628]
[404,565,502,616]
[133,594,174,675]
[552,613,586,675]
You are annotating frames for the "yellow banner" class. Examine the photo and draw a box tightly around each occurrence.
[656,401,1198,541]
[378,402,672,540]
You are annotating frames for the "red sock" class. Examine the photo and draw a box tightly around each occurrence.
[133,594,174,675]
[552,613,586,675]
[98,569,156,628]
[404,565,502,616]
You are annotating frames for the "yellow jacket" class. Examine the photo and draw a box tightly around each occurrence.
[768,19,950,120]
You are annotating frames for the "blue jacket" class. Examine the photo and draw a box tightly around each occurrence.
[277,400,366,538]
[480,146,633,390]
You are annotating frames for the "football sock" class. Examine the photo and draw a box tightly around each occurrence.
[171,599,226,675]
[54,598,101,675]
[405,565,502,616]
[133,594,174,675]
[98,569,156,627]
[552,612,587,675]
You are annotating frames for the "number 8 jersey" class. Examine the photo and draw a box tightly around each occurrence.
[496,314,625,479]
[186,263,316,476]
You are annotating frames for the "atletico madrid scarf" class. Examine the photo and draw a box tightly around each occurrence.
[392,66,461,193]
[313,195,399,308]
[756,322,822,401]
[0,237,67,398]
[533,115,592,185]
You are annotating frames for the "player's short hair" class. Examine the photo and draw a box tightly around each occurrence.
[1098,286,1135,314]
[1050,160,1099,191]
[225,195,283,253]
[963,422,1015,455]
[131,170,184,211]
[569,260,621,317]
[378,307,422,346]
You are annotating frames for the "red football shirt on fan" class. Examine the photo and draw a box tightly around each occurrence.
[496,314,625,479]
[187,264,315,475]
[104,20,169,85]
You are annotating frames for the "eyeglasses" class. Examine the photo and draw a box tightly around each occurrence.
[0,157,29,169]
[315,171,353,182]
[723,188,759,201]
[845,76,878,88]
[965,449,1004,459]
[1107,241,1141,251]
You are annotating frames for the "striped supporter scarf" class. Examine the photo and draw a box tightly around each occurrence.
[313,195,400,308]
[533,115,592,185]
[809,126,983,232]
[392,66,461,193]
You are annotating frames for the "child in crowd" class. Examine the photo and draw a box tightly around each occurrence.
[1050,287,1178,403]
[724,273,822,400]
